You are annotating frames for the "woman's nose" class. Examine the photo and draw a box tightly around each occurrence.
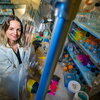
[14,30,18,34]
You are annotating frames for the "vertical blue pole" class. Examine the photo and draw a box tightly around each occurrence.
[35,1,70,100]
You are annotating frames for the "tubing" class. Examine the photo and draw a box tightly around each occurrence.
[35,0,75,100]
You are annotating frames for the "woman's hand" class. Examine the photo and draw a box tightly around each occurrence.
[25,33,33,46]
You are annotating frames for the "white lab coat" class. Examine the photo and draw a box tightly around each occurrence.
[0,45,31,100]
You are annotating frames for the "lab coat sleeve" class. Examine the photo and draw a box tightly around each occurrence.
[0,48,22,99]
[23,45,38,68]
[0,51,16,75]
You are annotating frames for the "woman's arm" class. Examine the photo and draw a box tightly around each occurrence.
[0,48,17,75]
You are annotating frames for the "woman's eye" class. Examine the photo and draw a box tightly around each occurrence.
[17,29,21,32]
[9,28,14,30]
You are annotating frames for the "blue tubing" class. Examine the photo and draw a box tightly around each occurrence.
[35,1,69,100]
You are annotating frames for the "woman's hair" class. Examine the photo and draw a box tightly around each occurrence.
[0,15,24,46]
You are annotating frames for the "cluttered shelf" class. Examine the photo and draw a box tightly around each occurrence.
[73,20,100,39]
[69,34,100,68]
[0,14,11,17]
[0,3,26,9]
[67,47,94,87]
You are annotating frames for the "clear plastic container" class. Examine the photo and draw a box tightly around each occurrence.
[73,91,89,100]
[87,2,100,31]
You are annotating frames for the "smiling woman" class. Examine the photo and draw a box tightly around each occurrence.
[0,15,23,46]
[0,15,36,100]
[5,20,22,52]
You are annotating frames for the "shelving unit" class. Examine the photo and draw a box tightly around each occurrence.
[63,19,100,96]
[74,20,100,39]
[0,2,26,25]
[67,48,94,87]
[69,34,100,68]
[0,3,26,9]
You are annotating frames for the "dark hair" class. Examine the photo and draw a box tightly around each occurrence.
[1,15,23,45]
[95,2,100,7]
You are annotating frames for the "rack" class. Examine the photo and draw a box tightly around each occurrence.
[0,2,26,24]
[67,48,94,87]
[0,3,26,9]
[74,20,100,39]
[69,34,100,68]
[63,19,100,92]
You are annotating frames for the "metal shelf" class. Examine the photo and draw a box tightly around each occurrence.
[69,34,100,68]
[0,2,11,4]
[0,4,26,9]
[67,48,95,87]
[73,20,100,39]
[0,14,11,17]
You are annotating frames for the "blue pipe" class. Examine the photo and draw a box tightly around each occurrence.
[35,1,70,100]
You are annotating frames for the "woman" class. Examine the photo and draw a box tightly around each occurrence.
[0,15,35,100]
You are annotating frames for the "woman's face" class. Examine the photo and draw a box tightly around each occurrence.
[6,20,21,43]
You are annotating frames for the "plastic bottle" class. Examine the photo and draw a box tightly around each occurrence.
[87,2,100,30]
[97,46,100,59]
[91,40,97,54]
[93,2,100,31]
